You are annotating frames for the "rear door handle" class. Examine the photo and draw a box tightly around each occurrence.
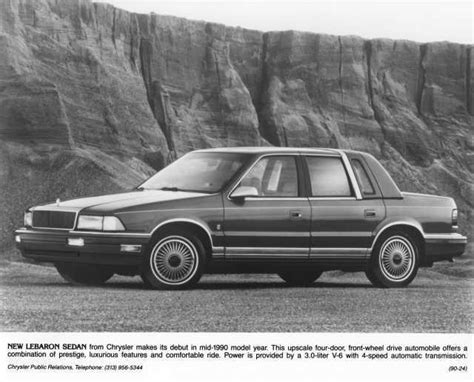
[364,209,376,218]
[289,210,303,220]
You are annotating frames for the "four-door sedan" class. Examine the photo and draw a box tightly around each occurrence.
[15,147,467,289]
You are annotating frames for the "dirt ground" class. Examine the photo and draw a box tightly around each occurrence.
[0,260,472,332]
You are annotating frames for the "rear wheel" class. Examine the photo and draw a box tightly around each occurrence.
[141,231,205,290]
[278,269,322,286]
[367,231,419,288]
[55,263,114,285]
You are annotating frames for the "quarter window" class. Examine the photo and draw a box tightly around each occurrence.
[239,156,298,197]
[351,159,375,195]
[306,156,352,197]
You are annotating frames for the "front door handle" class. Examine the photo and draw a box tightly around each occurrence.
[364,209,376,218]
[290,210,303,220]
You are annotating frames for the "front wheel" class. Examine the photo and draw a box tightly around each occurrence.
[278,269,322,286]
[367,231,419,288]
[55,263,114,285]
[141,232,205,290]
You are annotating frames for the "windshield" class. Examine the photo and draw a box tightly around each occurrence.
[139,152,251,193]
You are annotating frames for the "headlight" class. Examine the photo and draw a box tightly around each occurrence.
[24,211,33,227]
[77,215,103,231]
[103,216,126,231]
[77,215,125,231]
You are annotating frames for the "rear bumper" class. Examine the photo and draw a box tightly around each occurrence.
[14,228,149,266]
[424,233,467,263]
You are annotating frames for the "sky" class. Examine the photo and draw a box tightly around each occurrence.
[101,0,472,43]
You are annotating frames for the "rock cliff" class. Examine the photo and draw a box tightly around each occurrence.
[0,0,472,250]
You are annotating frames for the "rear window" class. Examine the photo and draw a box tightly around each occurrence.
[351,159,375,195]
[305,156,352,197]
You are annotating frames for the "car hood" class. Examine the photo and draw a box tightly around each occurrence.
[33,190,211,213]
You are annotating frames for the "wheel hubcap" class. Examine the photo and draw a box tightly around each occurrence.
[392,253,402,265]
[168,255,182,268]
[379,236,415,282]
[150,237,198,285]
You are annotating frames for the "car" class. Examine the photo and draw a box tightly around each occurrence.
[14,147,467,289]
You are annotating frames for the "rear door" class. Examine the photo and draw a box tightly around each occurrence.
[303,154,385,261]
[223,154,311,260]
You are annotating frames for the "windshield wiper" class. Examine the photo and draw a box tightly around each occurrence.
[158,187,208,193]
[136,186,146,191]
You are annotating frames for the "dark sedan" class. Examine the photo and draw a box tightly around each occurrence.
[15,147,467,289]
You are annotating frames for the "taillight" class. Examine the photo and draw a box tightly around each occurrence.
[452,209,458,227]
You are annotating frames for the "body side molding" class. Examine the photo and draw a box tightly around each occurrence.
[225,247,369,260]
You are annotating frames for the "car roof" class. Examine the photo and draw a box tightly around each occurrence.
[194,147,347,155]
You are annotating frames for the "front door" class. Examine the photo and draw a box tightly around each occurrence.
[223,155,311,260]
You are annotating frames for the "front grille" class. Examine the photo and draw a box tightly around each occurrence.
[32,211,76,230]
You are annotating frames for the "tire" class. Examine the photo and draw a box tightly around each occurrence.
[55,263,114,285]
[278,269,322,286]
[141,231,205,290]
[367,231,419,288]
[364,268,384,288]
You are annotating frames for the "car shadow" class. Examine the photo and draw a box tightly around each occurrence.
[9,279,376,290]
[14,279,431,291]
[103,280,375,290]
[194,281,373,290]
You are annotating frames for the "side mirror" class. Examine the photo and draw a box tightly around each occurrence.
[230,186,258,200]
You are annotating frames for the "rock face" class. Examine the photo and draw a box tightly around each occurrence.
[0,0,472,250]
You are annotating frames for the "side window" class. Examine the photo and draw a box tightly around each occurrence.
[351,159,375,195]
[306,156,352,197]
[239,156,298,197]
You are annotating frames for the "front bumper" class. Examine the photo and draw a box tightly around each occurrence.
[14,228,150,266]
[424,233,467,263]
